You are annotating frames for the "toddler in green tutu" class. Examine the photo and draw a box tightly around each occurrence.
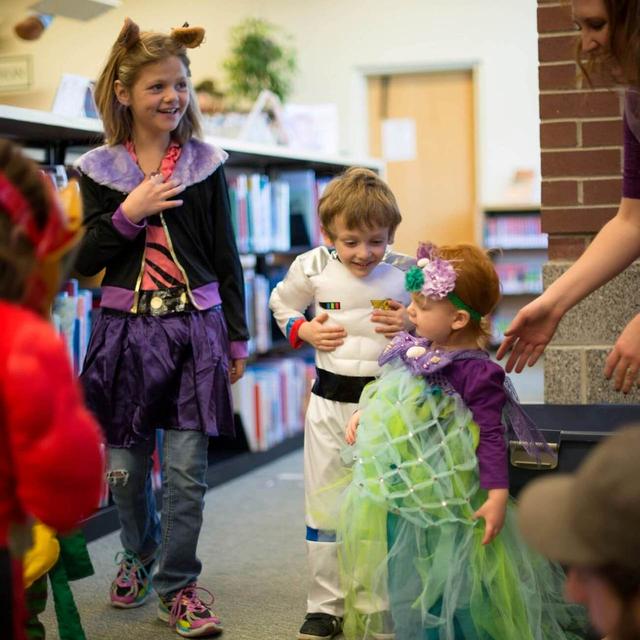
[338,242,587,640]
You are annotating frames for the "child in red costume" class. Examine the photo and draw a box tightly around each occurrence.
[0,138,104,639]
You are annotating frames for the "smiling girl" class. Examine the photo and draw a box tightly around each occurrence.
[74,18,248,637]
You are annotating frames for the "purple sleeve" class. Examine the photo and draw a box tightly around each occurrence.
[111,205,146,239]
[229,341,249,359]
[446,360,509,489]
[623,112,640,200]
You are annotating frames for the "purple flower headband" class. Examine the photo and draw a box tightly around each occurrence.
[405,243,482,322]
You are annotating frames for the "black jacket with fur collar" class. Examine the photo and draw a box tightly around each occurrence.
[74,139,249,347]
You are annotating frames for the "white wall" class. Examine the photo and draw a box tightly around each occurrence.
[0,0,539,203]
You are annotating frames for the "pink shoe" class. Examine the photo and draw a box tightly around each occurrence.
[158,584,223,637]
[110,550,152,608]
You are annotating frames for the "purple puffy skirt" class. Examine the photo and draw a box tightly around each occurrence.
[80,306,234,448]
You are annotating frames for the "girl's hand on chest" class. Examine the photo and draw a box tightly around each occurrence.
[121,174,186,223]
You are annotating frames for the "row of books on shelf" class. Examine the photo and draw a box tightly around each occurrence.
[228,169,331,253]
[243,263,291,355]
[490,314,511,346]
[232,356,315,452]
[52,279,93,375]
[484,214,547,249]
[495,263,543,295]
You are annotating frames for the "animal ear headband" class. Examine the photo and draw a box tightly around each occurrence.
[117,17,205,51]
[405,242,482,322]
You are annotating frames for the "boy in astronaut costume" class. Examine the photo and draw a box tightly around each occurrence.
[269,167,413,640]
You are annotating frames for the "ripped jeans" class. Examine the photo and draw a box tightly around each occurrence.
[106,429,209,598]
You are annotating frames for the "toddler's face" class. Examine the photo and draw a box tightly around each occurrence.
[322,215,391,278]
[407,293,457,345]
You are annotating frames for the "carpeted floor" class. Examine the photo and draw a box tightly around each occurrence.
[40,449,337,640]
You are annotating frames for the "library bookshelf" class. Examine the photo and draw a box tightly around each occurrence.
[481,203,547,350]
[0,104,384,540]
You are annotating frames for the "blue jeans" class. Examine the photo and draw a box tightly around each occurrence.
[106,429,209,598]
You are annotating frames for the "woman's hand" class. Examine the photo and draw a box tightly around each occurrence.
[345,410,361,445]
[297,313,347,352]
[496,296,563,373]
[371,299,411,338]
[604,313,640,392]
[473,488,508,545]
[121,174,186,223]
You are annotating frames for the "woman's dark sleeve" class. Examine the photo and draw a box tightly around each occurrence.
[623,111,640,200]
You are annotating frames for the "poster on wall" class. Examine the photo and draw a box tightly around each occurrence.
[51,73,98,119]
[0,55,32,92]
[381,117,417,162]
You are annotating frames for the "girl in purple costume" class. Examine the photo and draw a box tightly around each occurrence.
[74,18,248,638]
[339,243,586,640]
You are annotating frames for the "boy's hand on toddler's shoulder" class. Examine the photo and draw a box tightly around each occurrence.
[345,410,361,445]
[122,176,186,223]
[473,488,508,545]
[371,299,410,338]
[298,313,346,352]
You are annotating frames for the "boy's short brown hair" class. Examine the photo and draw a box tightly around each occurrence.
[318,167,401,239]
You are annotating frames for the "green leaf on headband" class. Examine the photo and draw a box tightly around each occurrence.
[405,266,424,293]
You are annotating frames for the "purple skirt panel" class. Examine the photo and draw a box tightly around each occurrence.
[80,306,235,448]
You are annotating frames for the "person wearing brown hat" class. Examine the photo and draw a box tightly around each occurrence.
[518,425,640,640]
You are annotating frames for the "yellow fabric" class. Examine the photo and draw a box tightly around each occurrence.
[23,523,60,588]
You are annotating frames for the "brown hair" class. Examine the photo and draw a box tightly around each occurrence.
[0,139,49,302]
[93,18,205,145]
[421,243,501,348]
[318,167,401,239]
[577,0,640,87]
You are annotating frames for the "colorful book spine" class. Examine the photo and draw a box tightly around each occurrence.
[231,357,313,451]
[53,279,93,374]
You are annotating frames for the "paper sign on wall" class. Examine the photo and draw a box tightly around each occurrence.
[381,118,417,162]
[51,73,98,118]
[0,55,32,91]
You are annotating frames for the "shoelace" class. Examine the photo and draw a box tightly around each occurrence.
[113,550,149,588]
[168,584,217,626]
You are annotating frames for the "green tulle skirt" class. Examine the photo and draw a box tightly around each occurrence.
[337,363,586,640]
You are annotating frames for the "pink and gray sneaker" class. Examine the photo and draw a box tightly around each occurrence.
[110,550,153,608]
[158,584,223,637]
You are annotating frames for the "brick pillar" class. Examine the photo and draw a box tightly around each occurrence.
[538,0,640,402]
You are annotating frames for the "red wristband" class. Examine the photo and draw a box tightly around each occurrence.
[288,318,306,349]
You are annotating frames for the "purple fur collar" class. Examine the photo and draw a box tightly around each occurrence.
[75,139,228,193]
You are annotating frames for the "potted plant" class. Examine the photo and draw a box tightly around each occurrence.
[223,18,296,110]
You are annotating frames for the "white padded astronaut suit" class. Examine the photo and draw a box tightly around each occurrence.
[269,246,412,617]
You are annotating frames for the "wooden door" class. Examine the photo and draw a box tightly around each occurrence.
[368,70,476,254]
